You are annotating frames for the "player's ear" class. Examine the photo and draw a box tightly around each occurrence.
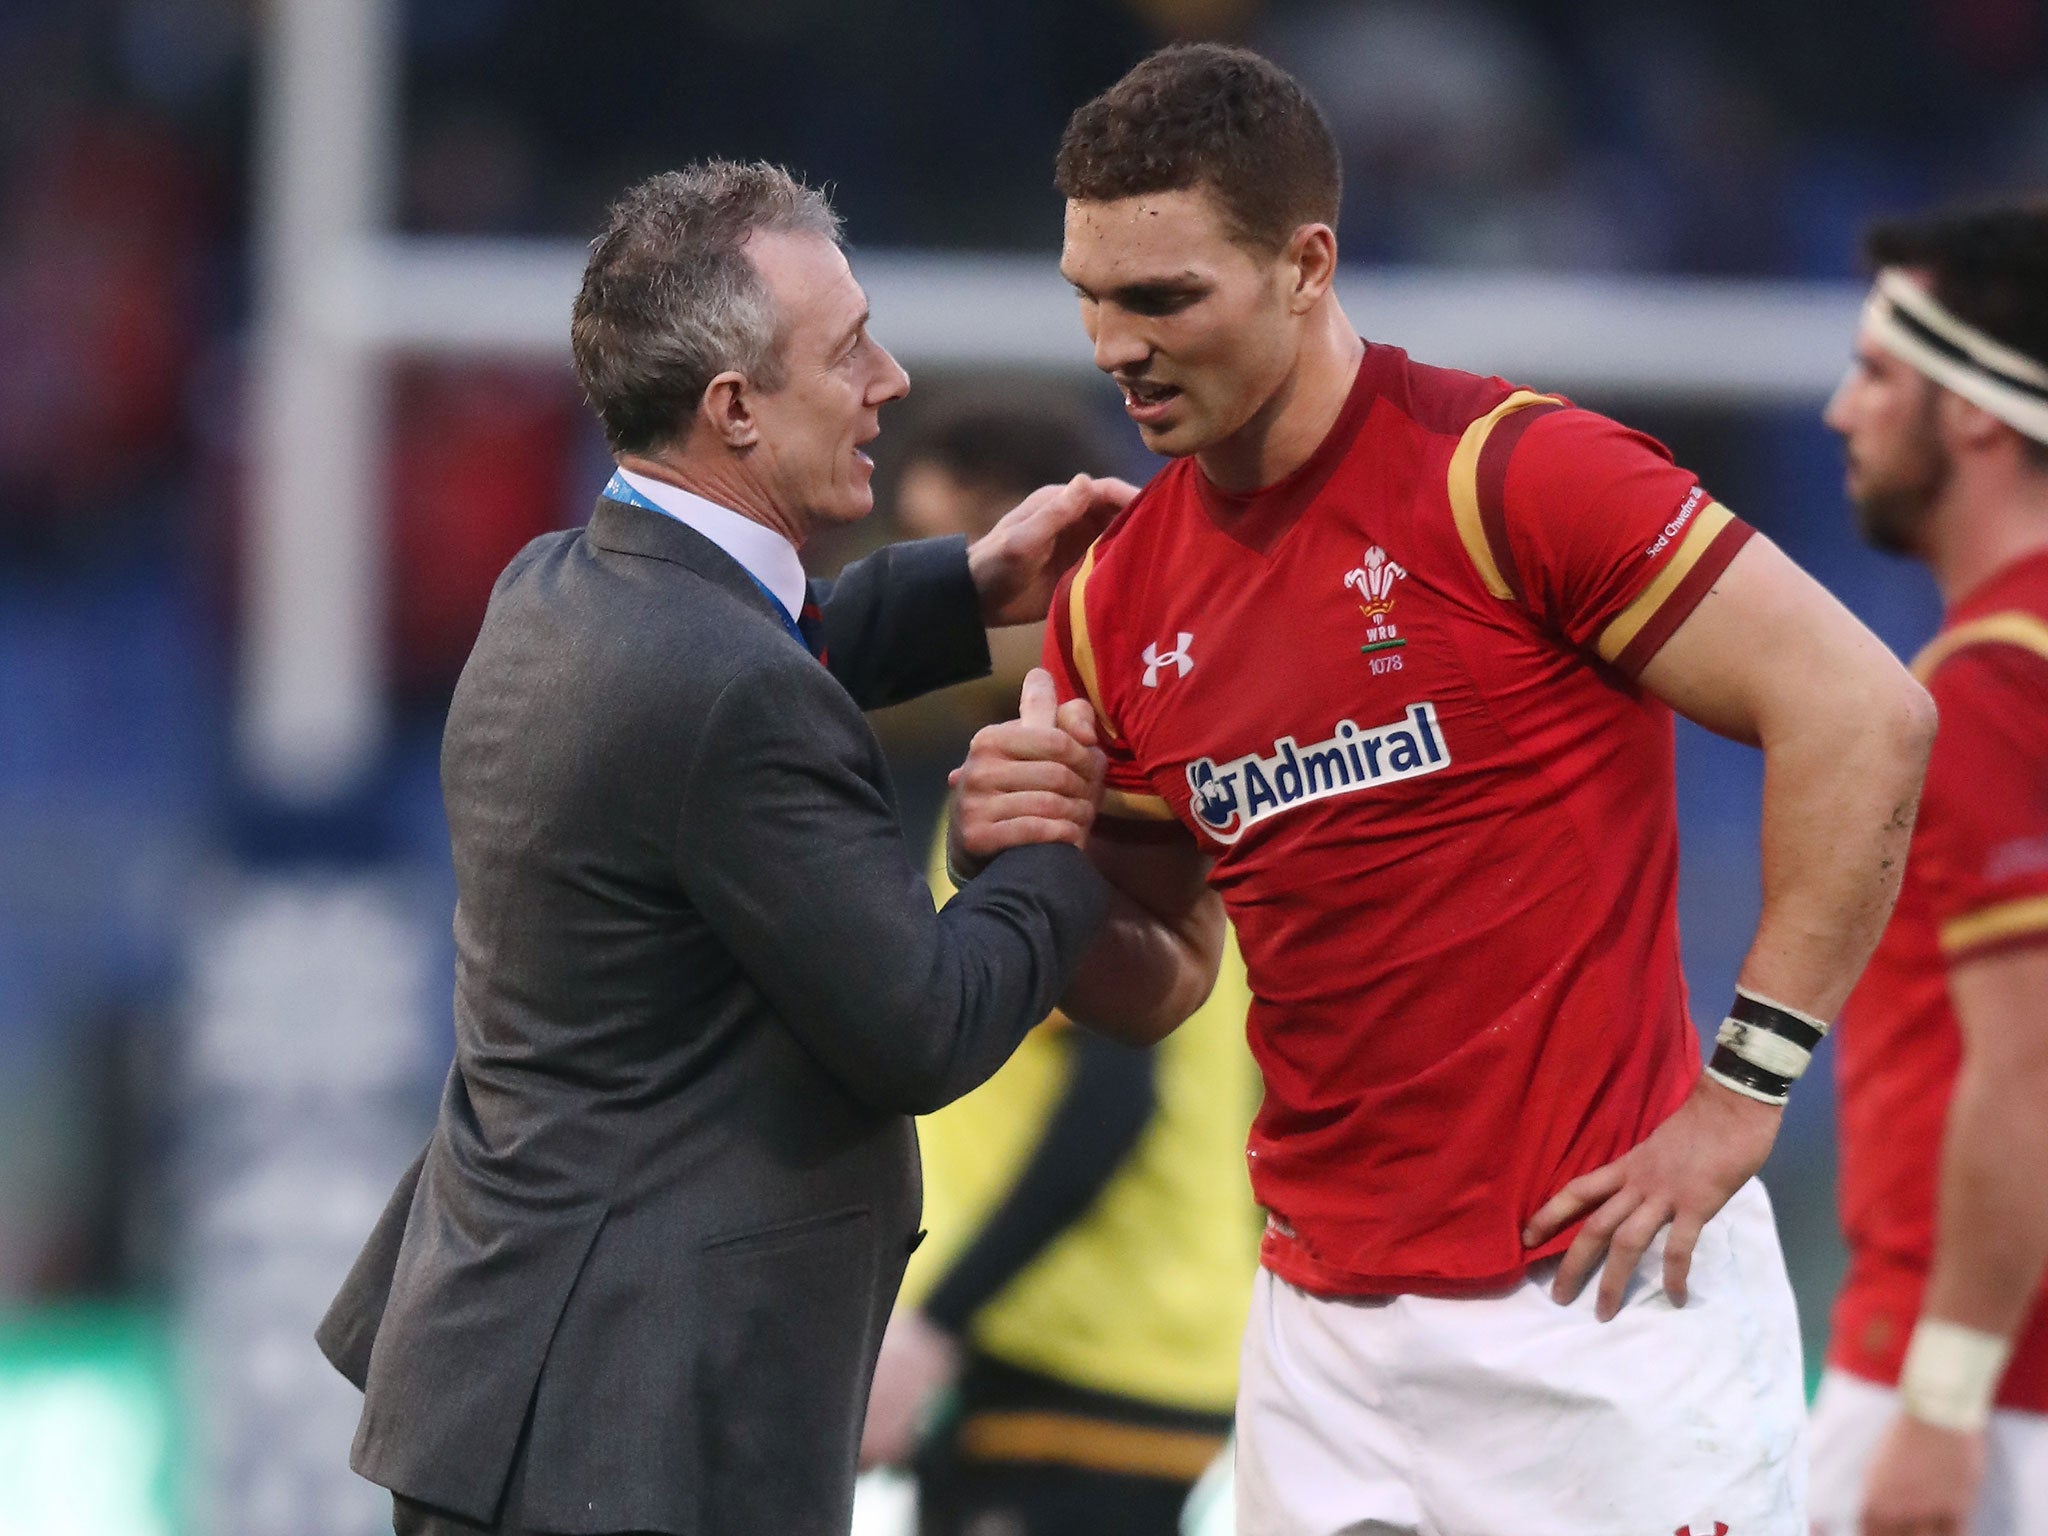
[1933,388,2010,455]
[1285,223,1338,314]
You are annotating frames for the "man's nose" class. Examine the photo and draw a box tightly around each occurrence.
[1091,309,1150,375]
[870,342,911,404]
[1822,369,1855,436]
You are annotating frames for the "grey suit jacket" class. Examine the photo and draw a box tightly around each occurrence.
[316,497,1106,1534]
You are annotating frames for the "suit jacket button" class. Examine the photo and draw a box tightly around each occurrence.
[907,1229,927,1254]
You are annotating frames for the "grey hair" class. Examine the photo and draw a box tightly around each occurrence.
[570,161,843,453]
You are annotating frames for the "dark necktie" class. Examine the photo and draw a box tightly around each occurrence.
[798,599,828,666]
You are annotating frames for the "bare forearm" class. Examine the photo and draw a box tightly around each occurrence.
[1739,692,1933,1016]
[1060,885,1223,1046]
[1922,1060,2048,1339]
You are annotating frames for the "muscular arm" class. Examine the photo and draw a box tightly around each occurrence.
[1534,534,1936,1318]
[1058,824,1228,1047]
[1921,946,2048,1339]
[1638,534,1937,1019]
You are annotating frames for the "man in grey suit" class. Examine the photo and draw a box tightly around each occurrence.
[316,162,1128,1536]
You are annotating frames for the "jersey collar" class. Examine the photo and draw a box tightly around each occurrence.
[1194,343,1381,555]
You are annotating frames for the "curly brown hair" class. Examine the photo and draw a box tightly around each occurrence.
[1055,43,1341,255]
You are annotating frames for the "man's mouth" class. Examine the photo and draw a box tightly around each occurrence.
[1117,377,1182,423]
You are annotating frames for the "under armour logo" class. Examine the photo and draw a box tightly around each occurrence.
[1674,1523,1728,1536]
[1141,633,1194,687]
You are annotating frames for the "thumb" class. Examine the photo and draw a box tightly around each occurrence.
[1055,696,1098,748]
[1019,667,1058,728]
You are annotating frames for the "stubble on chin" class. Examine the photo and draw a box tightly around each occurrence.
[1850,419,1949,558]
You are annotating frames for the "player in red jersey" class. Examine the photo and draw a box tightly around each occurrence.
[1810,204,2048,1536]
[948,45,1935,1535]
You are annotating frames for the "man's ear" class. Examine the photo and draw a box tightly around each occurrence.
[1284,223,1339,314]
[700,370,760,450]
[1937,388,2011,455]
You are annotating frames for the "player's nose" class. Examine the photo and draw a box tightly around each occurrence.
[1822,368,1855,436]
[1091,310,1150,375]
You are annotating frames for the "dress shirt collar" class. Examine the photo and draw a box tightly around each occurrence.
[612,467,807,622]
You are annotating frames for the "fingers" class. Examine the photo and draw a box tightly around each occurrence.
[1523,1160,1625,1248]
[1594,1198,1670,1322]
[1661,1213,1703,1308]
[963,722,1098,786]
[1088,475,1140,511]
[963,811,1092,852]
[953,705,1105,859]
[1550,1185,1640,1309]
[1019,666,1057,729]
[1054,695,1099,749]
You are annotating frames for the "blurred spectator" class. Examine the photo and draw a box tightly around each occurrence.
[860,405,1263,1536]
[0,111,213,557]
[1262,1,1648,269]
[387,105,577,704]
[385,363,578,705]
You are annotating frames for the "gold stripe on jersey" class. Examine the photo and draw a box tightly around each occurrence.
[1940,894,2048,958]
[1910,610,2048,683]
[1593,500,1737,665]
[1447,390,1562,601]
[1103,786,1177,821]
[956,1411,1227,1481]
[1067,541,1117,739]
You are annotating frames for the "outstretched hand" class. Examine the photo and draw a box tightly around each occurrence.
[1522,1075,1782,1321]
[947,668,1105,876]
[967,474,1138,627]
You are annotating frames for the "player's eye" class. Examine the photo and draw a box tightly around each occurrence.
[1124,289,1201,317]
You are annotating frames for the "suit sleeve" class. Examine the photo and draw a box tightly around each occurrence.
[674,654,1107,1114]
[813,534,992,710]
[1917,648,2048,963]
[1472,405,1755,679]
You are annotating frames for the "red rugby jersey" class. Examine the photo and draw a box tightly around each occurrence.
[1830,548,2048,1412]
[1045,343,1755,1295]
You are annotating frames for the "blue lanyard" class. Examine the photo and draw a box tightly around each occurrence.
[603,471,812,654]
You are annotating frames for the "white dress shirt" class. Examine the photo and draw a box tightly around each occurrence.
[614,468,807,623]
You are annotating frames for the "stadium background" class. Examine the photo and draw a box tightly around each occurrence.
[0,0,2041,1531]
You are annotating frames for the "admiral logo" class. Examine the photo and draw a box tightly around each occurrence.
[1185,703,1449,845]
[1645,486,1706,559]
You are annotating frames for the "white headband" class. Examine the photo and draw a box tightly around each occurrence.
[1862,269,2048,444]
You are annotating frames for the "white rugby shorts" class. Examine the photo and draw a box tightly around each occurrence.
[1235,1178,1807,1536]
[1807,1366,2048,1535]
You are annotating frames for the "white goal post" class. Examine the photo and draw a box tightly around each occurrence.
[246,0,1865,806]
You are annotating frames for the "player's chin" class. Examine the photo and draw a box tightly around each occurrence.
[1134,412,1209,458]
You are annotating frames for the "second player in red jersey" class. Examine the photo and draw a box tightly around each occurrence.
[1810,202,2048,1536]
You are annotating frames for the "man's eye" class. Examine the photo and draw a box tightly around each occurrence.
[1128,292,1196,317]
